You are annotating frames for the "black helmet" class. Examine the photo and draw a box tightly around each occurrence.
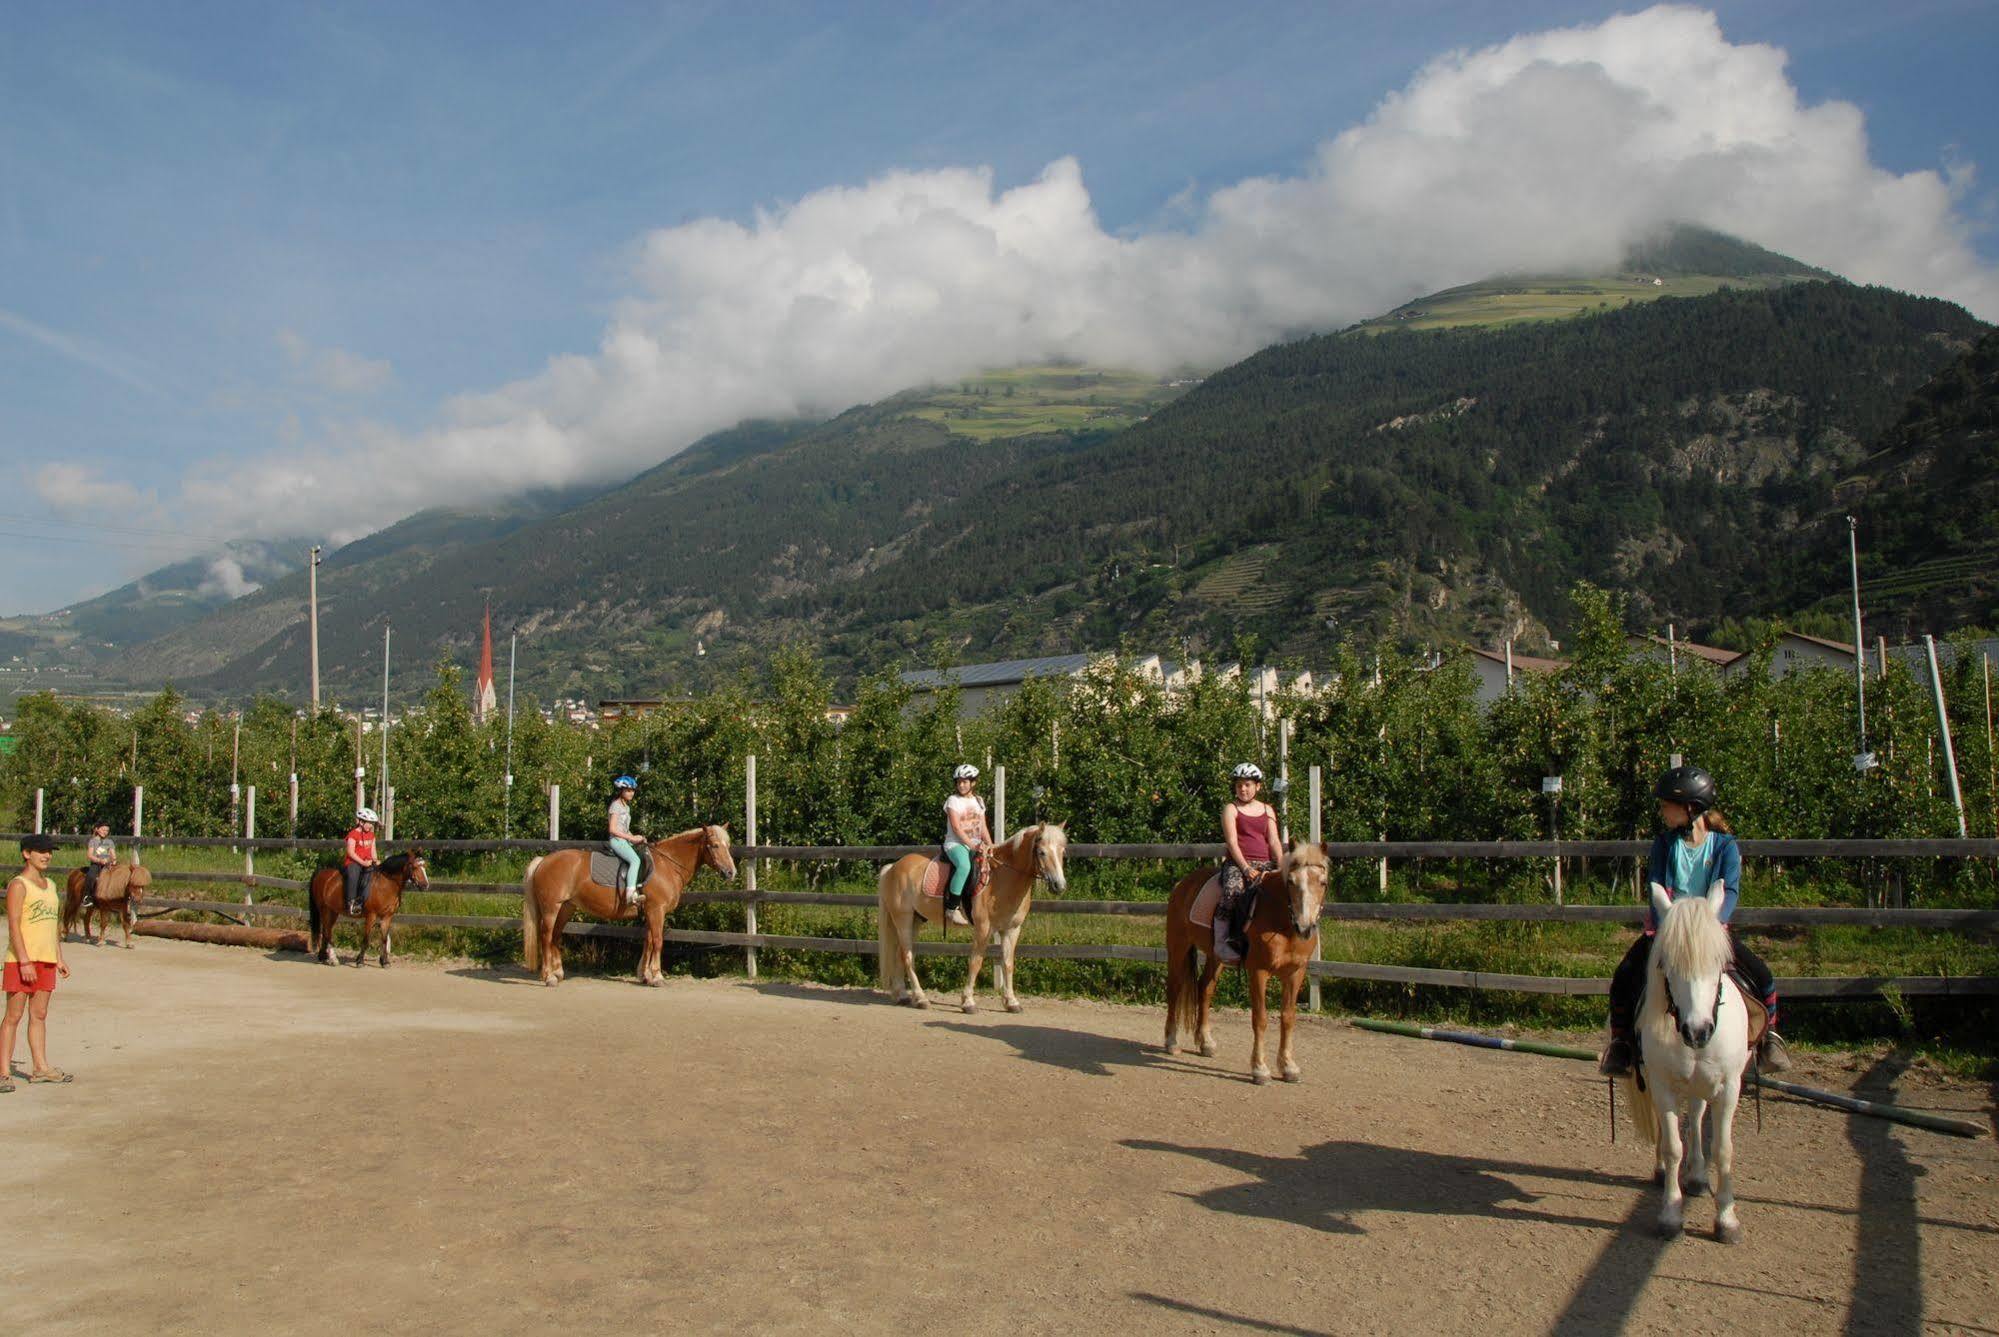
[1654,765,1716,814]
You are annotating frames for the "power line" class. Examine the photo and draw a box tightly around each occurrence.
[0,511,250,543]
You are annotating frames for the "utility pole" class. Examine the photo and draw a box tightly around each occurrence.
[308,544,323,712]
[1848,517,1874,771]
[378,624,391,811]
[503,633,517,841]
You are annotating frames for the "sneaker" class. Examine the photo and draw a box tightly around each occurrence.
[1598,1036,1636,1077]
[944,894,970,927]
[1759,1031,1794,1073]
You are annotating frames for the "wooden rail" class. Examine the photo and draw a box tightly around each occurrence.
[141,897,1999,999]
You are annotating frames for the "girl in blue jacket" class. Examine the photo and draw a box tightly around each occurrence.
[1599,765,1792,1075]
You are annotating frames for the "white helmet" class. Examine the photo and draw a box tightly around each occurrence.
[356,806,380,824]
[953,764,980,781]
[1231,763,1264,783]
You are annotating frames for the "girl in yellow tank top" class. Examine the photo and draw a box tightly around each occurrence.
[4,833,72,1088]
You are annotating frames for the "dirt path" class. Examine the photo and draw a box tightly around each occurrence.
[5,940,1996,1335]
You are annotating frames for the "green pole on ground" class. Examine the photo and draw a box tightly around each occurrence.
[1350,1018,1988,1139]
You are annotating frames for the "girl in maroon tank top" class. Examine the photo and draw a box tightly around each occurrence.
[1218,763,1280,957]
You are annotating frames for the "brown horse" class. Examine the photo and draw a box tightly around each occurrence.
[876,823,1068,1013]
[520,826,736,987]
[62,864,152,948]
[306,850,429,967]
[1163,843,1328,1085]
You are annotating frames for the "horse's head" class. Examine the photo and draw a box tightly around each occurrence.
[403,849,429,891]
[700,824,738,881]
[1031,823,1068,895]
[1278,841,1328,938]
[1648,881,1731,1049]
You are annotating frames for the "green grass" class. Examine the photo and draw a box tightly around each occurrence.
[1354,274,1803,333]
[893,365,1193,441]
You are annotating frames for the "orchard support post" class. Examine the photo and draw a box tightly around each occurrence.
[243,786,256,906]
[547,784,561,841]
[33,789,43,835]
[745,754,759,980]
[994,765,1007,842]
[1308,764,1323,1013]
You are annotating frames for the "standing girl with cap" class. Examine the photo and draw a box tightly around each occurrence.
[4,833,71,1090]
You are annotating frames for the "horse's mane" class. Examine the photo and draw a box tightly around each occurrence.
[1283,842,1328,873]
[1645,894,1730,1023]
[380,851,413,876]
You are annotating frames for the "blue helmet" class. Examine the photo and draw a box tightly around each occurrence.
[613,775,638,792]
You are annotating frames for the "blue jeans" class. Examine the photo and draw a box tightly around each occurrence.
[943,844,973,899]
[609,837,642,892]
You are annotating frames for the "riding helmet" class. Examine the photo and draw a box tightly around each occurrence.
[612,775,638,792]
[953,764,979,781]
[356,806,380,824]
[1232,762,1264,783]
[1653,765,1716,814]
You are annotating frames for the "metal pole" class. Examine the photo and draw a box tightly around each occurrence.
[1667,623,1678,676]
[994,765,1007,842]
[1505,640,1514,689]
[1308,764,1323,1013]
[744,754,758,980]
[1848,517,1868,756]
[1925,637,1969,838]
[385,786,395,843]
[378,624,391,811]
[1277,719,1291,843]
[230,715,241,841]
[308,545,322,711]
[33,789,43,835]
[1985,652,1996,840]
[243,786,255,906]
[504,634,517,841]
[289,715,299,837]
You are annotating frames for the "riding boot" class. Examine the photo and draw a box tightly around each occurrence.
[944,893,970,927]
[1598,1032,1637,1077]
[1759,1031,1794,1073]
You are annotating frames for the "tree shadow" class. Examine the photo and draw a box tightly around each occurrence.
[1119,1137,1639,1237]
[443,963,550,987]
[1844,1047,1924,1336]
[746,981,883,1008]
[927,1020,1237,1081]
[1546,1192,1675,1335]
[1128,1292,1329,1336]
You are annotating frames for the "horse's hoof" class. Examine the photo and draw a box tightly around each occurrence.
[1715,1219,1743,1246]
[912,997,930,1010]
[1657,1219,1684,1240]
[1164,1041,1179,1056]
[961,1001,978,1015]
[123,943,135,950]
[1199,1042,1218,1058]
[379,958,390,968]
[1683,1179,1709,1199]
[1252,1069,1272,1087]
[1005,1000,1023,1014]
[543,977,558,988]
[1282,1067,1303,1084]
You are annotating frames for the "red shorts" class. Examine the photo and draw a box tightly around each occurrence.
[4,961,58,994]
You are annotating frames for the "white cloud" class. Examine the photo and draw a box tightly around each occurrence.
[173,5,1999,543]
[196,555,261,600]
[277,329,393,396]
[32,462,147,516]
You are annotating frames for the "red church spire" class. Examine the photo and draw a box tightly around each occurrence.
[475,602,497,723]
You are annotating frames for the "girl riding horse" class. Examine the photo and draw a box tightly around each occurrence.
[1600,765,1791,1077]
[941,764,991,927]
[607,776,646,911]
[1218,762,1279,960]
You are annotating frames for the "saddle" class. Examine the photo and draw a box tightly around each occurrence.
[589,844,654,893]
[92,864,133,902]
[1731,968,1770,1051]
[916,849,991,912]
[1190,868,1261,964]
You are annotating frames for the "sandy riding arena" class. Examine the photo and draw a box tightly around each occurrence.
[7,941,1996,1335]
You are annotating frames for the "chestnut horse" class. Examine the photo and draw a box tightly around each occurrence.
[876,823,1068,1013]
[62,864,151,947]
[1163,843,1328,1085]
[306,850,430,967]
[520,826,736,987]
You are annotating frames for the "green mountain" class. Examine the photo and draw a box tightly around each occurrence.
[80,232,1992,704]
[1356,224,1833,333]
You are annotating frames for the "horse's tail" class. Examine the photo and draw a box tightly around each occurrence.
[1620,1074,1659,1147]
[307,873,322,952]
[876,864,902,995]
[521,857,544,971]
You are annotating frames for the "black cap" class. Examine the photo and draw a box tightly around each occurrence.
[1654,765,1716,813]
[20,833,57,853]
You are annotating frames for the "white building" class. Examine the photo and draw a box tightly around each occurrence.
[1466,646,1568,706]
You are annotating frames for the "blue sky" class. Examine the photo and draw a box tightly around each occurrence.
[3,1,1996,614]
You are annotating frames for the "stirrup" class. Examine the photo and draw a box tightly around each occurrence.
[1598,1037,1636,1077]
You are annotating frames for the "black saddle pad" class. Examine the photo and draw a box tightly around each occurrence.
[590,844,653,890]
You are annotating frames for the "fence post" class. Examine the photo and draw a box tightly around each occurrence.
[33,789,43,835]
[243,786,256,906]
[547,784,560,841]
[744,754,759,980]
[354,767,365,817]
[994,765,1007,842]
[132,785,144,855]
[289,771,299,838]
[385,786,396,843]
[1308,764,1323,1014]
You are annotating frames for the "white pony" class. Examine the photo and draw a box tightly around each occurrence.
[1619,879,1751,1243]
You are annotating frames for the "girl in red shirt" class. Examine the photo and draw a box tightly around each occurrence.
[343,808,379,915]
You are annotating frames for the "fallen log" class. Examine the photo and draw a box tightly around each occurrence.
[136,920,310,953]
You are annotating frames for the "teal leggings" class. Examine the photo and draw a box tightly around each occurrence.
[944,844,973,897]
[609,836,642,891]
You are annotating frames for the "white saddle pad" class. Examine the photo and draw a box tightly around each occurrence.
[1189,871,1225,931]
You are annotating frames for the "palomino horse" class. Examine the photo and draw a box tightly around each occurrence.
[1163,843,1328,1085]
[306,851,430,968]
[1618,881,1752,1243]
[520,826,736,987]
[876,823,1068,1013]
[62,864,151,947]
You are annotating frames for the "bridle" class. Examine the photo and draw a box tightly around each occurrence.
[649,828,728,881]
[988,827,1058,884]
[1660,966,1725,1049]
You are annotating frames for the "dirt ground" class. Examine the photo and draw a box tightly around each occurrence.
[5,939,1996,1336]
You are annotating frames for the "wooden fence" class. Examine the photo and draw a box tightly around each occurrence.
[53,831,1997,1004]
